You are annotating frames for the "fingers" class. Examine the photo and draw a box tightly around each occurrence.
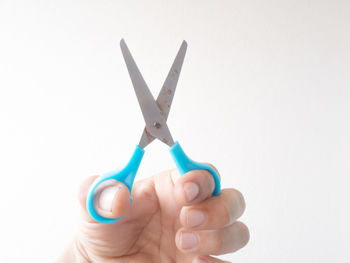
[179,189,246,230]
[127,176,159,220]
[174,165,219,206]
[78,176,131,220]
[176,221,250,255]
[173,166,249,256]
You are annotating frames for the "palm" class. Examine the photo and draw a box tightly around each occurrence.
[78,172,194,263]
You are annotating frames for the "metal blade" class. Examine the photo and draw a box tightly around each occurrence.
[138,127,155,149]
[138,41,187,148]
[120,39,174,148]
[156,40,187,120]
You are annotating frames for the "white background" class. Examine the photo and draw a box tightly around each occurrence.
[0,1,349,262]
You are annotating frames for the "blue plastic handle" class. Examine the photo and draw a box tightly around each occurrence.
[86,145,145,224]
[169,141,221,196]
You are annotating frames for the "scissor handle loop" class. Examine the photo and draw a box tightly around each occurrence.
[86,145,144,224]
[169,141,221,196]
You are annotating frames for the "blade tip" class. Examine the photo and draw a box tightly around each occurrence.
[120,38,126,47]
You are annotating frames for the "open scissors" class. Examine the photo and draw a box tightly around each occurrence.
[87,39,221,224]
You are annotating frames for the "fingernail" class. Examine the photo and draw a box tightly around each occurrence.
[183,182,199,202]
[98,185,121,212]
[186,210,205,227]
[180,231,199,249]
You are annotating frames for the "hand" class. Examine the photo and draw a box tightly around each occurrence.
[60,167,249,263]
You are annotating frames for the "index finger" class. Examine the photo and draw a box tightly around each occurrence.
[173,164,221,206]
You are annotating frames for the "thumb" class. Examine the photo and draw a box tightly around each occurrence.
[78,176,131,221]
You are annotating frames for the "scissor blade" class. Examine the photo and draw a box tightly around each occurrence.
[120,39,174,148]
[156,40,187,120]
[138,127,155,149]
[138,41,187,148]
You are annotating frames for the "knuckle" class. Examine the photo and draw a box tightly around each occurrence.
[226,189,246,219]
[204,173,216,196]
[219,203,232,226]
[193,170,215,198]
[211,230,223,254]
[235,189,246,212]
[211,189,247,227]
[206,163,221,181]
[78,175,98,204]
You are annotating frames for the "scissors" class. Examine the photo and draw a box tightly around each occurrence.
[86,39,221,224]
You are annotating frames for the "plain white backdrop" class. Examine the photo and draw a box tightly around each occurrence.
[0,0,349,262]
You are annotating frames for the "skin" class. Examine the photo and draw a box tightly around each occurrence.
[57,167,249,263]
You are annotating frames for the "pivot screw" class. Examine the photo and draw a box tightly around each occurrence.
[154,122,161,129]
